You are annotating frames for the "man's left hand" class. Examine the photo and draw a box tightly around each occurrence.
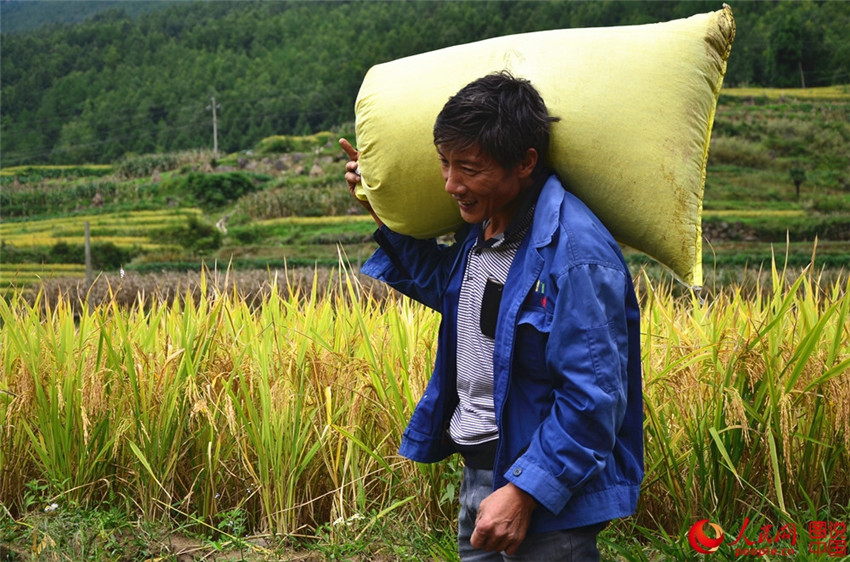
[470,482,537,554]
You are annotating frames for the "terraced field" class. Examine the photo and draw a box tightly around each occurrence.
[0,209,200,290]
[1,88,849,296]
[1,209,198,248]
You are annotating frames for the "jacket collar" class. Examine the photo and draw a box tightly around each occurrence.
[528,172,565,249]
[476,175,541,249]
[460,171,564,255]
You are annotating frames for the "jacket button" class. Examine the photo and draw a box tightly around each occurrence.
[513,467,522,476]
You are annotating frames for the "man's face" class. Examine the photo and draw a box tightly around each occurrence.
[438,143,535,236]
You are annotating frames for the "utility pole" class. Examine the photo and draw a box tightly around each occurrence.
[83,221,92,299]
[206,96,221,155]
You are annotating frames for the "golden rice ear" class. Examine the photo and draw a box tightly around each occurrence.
[354,5,736,288]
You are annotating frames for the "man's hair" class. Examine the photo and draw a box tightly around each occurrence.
[433,70,559,171]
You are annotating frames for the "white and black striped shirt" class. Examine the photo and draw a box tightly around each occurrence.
[449,196,536,447]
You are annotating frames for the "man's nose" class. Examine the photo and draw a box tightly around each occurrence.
[444,168,464,195]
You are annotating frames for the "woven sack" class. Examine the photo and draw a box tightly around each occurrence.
[354,5,735,286]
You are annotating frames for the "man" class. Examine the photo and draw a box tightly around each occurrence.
[340,71,643,560]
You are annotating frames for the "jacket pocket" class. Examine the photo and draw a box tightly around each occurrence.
[514,305,551,382]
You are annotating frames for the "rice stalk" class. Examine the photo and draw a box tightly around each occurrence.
[639,256,849,533]
[1,260,846,545]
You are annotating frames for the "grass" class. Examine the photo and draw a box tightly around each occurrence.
[0,263,454,559]
[3,235,160,250]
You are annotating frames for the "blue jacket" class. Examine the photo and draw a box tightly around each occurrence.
[361,174,643,533]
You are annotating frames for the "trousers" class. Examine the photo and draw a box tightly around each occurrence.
[457,466,605,561]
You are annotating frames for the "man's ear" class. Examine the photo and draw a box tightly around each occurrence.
[517,148,538,179]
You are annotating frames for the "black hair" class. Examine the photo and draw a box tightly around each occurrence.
[433,70,559,171]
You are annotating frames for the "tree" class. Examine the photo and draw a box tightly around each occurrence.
[789,166,806,201]
[2,1,849,165]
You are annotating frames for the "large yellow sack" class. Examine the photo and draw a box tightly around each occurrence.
[354,6,735,287]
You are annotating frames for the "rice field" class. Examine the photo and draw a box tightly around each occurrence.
[0,165,113,178]
[720,85,850,101]
[0,262,847,559]
[703,210,807,219]
[0,209,203,292]
[2,235,163,250]
[0,209,202,245]
[0,263,87,289]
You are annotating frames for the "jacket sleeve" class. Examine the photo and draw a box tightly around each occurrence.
[360,225,465,311]
[504,261,633,515]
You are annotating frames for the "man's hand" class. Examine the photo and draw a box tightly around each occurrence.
[339,137,361,193]
[339,138,382,226]
[470,483,537,555]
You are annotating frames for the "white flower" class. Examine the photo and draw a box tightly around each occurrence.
[332,513,364,526]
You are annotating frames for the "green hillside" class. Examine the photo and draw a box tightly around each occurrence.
[1,87,848,298]
[0,0,167,33]
[2,1,849,166]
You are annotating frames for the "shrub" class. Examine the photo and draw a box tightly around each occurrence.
[0,165,112,184]
[115,153,182,179]
[153,216,222,255]
[0,179,121,218]
[232,184,355,220]
[708,136,774,169]
[257,136,294,154]
[162,172,267,208]
[255,132,335,155]
[114,150,217,180]
[92,242,136,269]
[39,241,135,269]
[229,224,263,244]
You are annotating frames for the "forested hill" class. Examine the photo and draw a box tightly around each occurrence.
[0,0,167,33]
[2,1,849,167]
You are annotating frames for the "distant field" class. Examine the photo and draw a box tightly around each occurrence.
[1,94,848,294]
[0,164,112,177]
[721,84,850,100]
[0,209,201,291]
[703,209,806,218]
[0,209,379,292]
[0,262,87,288]
[0,209,201,248]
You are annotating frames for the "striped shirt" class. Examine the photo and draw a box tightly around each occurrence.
[449,190,537,447]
